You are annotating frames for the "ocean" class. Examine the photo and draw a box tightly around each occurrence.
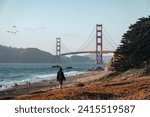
[0,63,101,90]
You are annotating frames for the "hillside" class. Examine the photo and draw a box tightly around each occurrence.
[0,45,55,63]
[0,45,94,63]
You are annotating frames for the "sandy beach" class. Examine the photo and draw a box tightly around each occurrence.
[0,71,108,99]
[0,69,150,100]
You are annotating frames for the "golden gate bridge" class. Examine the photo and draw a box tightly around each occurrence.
[54,24,116,63]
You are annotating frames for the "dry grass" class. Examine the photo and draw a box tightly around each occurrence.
[15,75,150,100]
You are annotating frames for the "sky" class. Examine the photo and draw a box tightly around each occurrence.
[0,0,150,55]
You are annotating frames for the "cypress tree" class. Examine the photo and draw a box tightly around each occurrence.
[111,16,150,71]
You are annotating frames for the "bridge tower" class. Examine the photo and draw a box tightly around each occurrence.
[96,24,103,63]
[56,38,61,62]
[56,38,61,55]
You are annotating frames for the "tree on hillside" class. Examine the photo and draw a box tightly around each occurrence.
[111,16,150,71]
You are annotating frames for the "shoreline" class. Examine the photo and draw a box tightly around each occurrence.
[0,70,87,91]
[1,69,150,100]
[0,71,105,99]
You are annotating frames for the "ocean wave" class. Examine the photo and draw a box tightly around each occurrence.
[0,70,86,91]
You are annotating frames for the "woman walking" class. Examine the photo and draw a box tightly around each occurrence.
[57,67,66,89]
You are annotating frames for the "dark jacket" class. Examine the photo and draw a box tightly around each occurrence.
[57,69,66,84]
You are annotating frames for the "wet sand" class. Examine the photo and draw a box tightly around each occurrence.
[0,71,107,99]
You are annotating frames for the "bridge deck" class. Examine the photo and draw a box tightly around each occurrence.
[60,50,114,56]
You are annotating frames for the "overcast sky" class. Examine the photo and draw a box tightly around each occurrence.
[0,0,149,54]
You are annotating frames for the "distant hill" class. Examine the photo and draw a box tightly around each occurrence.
[0,45,55,63]
[0,45,94,63]
[85,54,112,63]
[61,55,94,63]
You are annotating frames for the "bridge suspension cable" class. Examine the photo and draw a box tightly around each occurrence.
[103,34,116,50]
[103,26,118,47]
[75,26,95,51]
[79,34,96,51]
[61,40,73,53]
